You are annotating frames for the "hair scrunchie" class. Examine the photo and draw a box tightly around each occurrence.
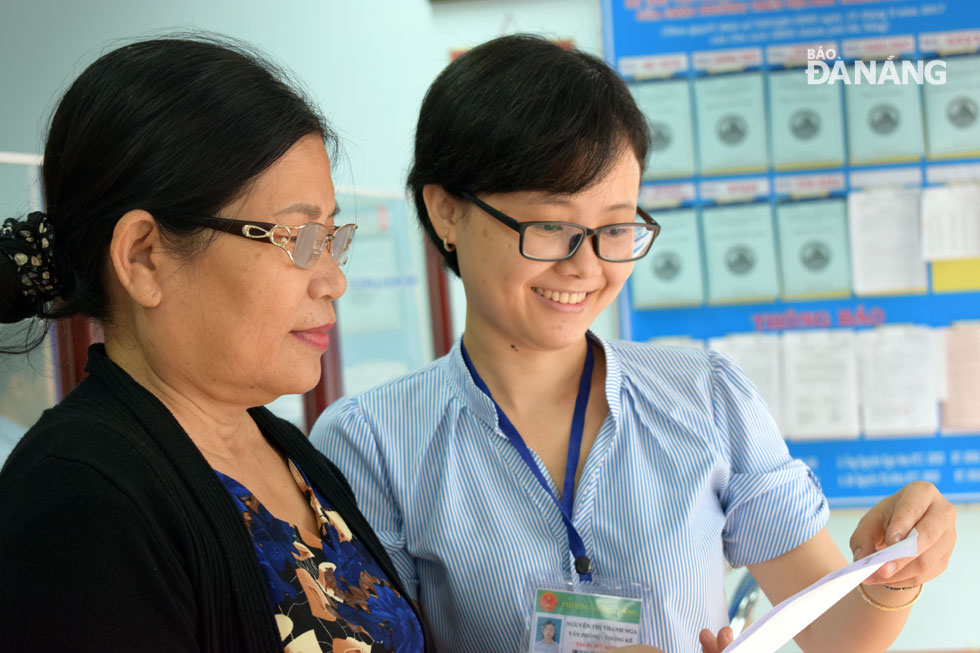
[0,211,62,304]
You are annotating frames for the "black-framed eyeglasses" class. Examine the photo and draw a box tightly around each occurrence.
[173,215,357,269]
[458,190,660,262]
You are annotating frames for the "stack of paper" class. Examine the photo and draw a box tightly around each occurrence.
[725,530,919,653]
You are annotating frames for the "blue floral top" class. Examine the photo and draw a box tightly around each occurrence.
[215,460,424,652]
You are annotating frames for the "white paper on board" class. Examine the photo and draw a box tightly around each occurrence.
[781,329,860,440]
[724,529,919,653]
[847,188,927,296]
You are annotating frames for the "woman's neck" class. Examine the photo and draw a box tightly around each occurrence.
[103,329,258,460]
[461,327,592,416]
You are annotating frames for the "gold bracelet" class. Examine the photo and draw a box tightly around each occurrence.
[857,583,923,611]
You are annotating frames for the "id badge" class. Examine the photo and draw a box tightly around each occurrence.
[523,572,652,652]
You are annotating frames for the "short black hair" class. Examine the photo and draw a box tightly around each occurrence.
[407,34,649,275]
[0,35,332,351]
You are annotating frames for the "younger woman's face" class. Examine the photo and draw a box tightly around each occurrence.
[452,147,641,354]
[542,623,556,641]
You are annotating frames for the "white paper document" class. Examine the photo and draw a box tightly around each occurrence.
[781,329,861,440]
[848,188,928,295]
[920,184,980,261]
[857,326,941,437]
[724,530,919,653]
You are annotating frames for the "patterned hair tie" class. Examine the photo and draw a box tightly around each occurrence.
[0,211,62,304]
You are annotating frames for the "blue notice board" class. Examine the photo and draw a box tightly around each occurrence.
[602,0,980,505]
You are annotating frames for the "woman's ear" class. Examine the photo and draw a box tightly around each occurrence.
[108,210,166,308]
[422,184,464,246]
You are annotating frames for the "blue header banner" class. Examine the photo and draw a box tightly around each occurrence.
[603,1,980,75]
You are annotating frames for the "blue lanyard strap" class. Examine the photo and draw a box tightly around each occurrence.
[461,339,595,581]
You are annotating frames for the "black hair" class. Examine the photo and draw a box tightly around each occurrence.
[0,35,332,351]
[407,34,650,276]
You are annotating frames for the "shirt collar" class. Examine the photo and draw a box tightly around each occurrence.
[444,337,502,432]
[591,331,623,428]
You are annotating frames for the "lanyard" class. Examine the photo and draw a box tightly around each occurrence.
[461,339,595,581]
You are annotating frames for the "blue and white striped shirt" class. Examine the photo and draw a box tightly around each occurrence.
[311,335,828,652]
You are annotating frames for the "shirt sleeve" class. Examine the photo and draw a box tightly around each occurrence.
[311,398,419,599]
[0,456,198,652]
[708,350,829,567]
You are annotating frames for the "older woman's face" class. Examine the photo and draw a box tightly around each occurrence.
[453,147,640,353]
[150,134,345,404]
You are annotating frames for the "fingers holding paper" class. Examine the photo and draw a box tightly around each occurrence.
[697,626,734,653]
[849,481,957,586]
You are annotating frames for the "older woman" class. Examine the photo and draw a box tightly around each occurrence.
[313,35,957,653]
[0,37,427,652]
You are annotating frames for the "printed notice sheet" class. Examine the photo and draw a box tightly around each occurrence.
[768,68,845,169]
[847,188,927,296]
[923,55,980,159]
[943,322,980,431]
[781,329,860,440]
[630,80,697,179]
[724,530,919,653]
[630,209,704,308]
[776,198,852,299]
[846,67,924,164]
[702,203,780,304]
[920,184,980,261]
[857,326,941,437]
[694,72,769,174]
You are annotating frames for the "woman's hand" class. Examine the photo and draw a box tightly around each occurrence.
[850,481,956,586]
[698,626,734,653]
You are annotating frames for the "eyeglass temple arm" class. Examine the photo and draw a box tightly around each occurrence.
[172,215,280,239]
[457,190,522,232]
[636,205,658,227]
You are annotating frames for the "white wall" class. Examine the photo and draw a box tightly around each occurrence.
[1,1,976,648]
[0,0,600,193]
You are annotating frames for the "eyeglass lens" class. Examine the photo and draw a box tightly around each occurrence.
[292,223,356,269]
[522,223,655,261]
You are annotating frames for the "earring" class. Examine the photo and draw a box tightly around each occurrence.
[442,235,455,252]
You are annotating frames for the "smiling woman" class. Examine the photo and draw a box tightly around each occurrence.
[312,34,956,653]
[0,36,428,652]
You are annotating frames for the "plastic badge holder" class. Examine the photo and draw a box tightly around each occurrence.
[523,570,654,653]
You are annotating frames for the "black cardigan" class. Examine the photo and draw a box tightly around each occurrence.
[0,345,430,652]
